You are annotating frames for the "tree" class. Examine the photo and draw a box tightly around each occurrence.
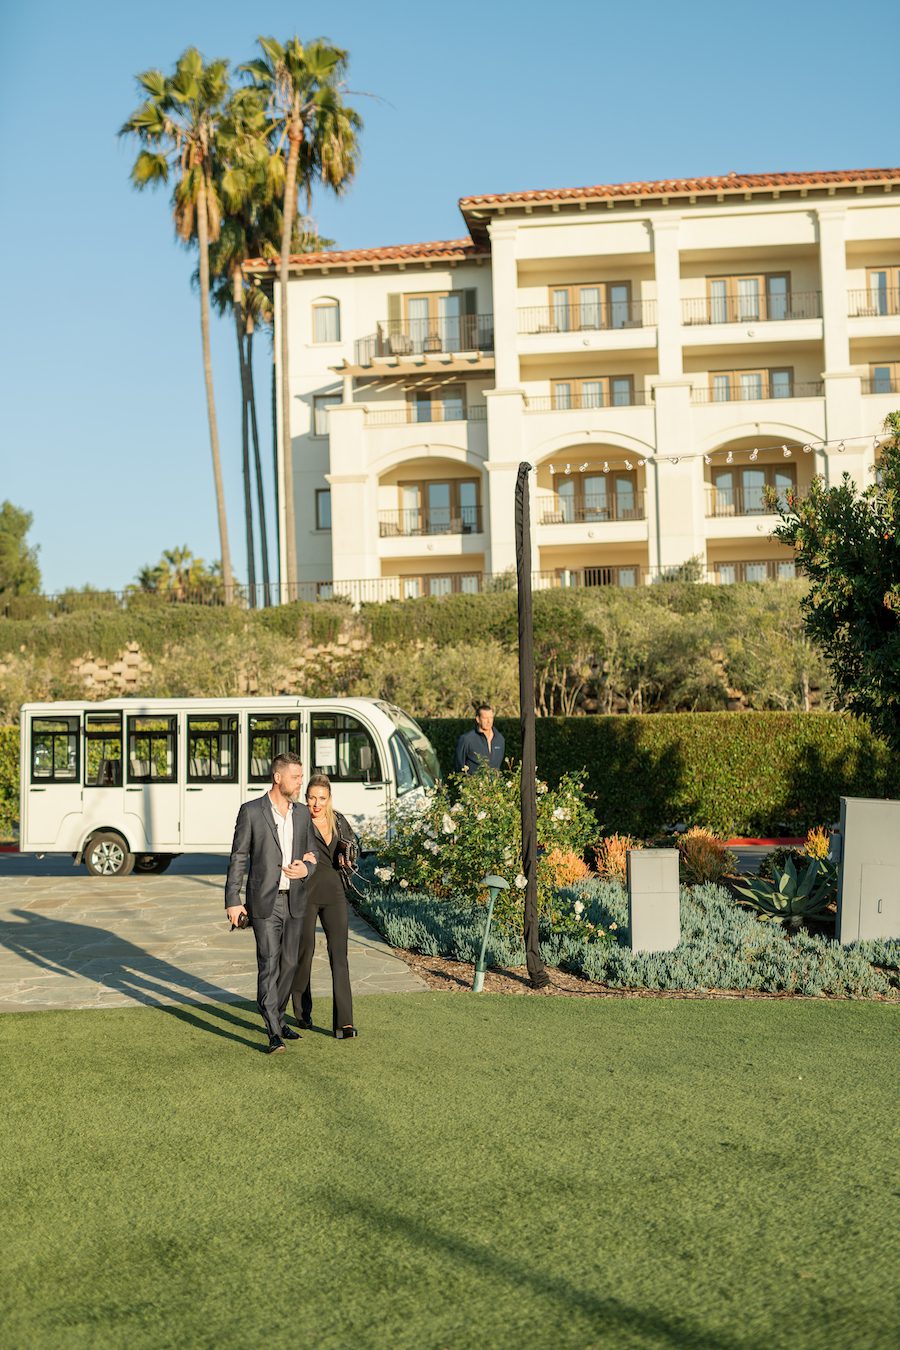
[132,546,225,604]
[774,411,900,747]
[0,501,41,599]
[121,48,236,604]
[241,36,362,592]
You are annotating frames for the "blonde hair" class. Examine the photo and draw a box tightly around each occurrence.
[306,772,337,838]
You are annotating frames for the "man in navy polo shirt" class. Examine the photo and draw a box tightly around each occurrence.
[454,704,505,773]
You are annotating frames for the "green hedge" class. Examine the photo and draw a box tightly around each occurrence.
[418,713,900,836]
[0,724,18,839]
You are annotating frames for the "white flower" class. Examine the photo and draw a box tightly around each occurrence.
[552,807,570,821]
[537,781,548,794]
[451,803,464,815]
[573,900,584,915]
[399,879,409,889]
[514,874,527,890]
[442,813,456,834]
[441,874,450,885]
[476,810,487,821]
[374,866,394,882]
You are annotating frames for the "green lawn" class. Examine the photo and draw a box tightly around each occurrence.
[1,994,896,1350]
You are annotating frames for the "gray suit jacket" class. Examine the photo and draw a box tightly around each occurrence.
[224,794,316,920]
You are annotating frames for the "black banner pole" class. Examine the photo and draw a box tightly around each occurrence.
[515,462,550,989]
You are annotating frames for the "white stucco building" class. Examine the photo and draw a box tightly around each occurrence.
[247,166,900,600]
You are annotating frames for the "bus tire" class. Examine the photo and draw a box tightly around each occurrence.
[84,832,134,878]
[134,854,173,874]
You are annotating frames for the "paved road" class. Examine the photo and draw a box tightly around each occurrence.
[0,853,425,1015]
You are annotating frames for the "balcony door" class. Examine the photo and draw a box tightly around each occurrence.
[439,293,462,350]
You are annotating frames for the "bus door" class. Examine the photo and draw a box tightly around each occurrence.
[82,711,126,837]
[245,713,302,803]
[124,715,180,849]
[26,714,81,847]
[182,714,242,848]
[309,710,389,835]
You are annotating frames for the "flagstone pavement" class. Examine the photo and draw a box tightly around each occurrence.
[0,854,425,1014]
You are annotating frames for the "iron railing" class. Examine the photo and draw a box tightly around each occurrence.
[848,287,900,318]
[518,298,655,335]
[354,313,494,364]
[378,506,484,538]
[537,491,646,524]
[862,376,899,395]
[692,380,823,404]
[524,390,650,412]
[364,405,487,427]
[682,290,821,325]
[710,559,797,583]
[706,485,795,517]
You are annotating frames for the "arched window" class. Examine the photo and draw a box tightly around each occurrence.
[312,298,341,344]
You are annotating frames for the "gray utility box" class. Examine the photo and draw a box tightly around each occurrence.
[836,796,900,943]
[627,849,680,953]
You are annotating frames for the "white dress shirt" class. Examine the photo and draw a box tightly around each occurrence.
[270,797,294,892]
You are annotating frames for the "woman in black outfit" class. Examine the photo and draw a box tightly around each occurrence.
[290,773,358,1038]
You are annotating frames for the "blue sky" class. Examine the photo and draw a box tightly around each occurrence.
[1,0,896,592]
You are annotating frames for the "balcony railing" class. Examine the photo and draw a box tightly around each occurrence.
[692,381,823,404]
[355,314,494,364]
[711,559,797,584]
[365,405,487,427]
[862,377,899,395]
[525,390,650,412]
[538,492,646,524]
[848,288,900,318]
[518,299,655,335]
[683,291,821,325]
[378,506,484,538]
[706,486,794,518]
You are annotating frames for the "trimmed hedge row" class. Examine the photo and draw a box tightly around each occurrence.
[0,724,18,839]
[418,713,899,836]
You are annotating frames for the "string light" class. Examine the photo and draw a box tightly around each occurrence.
[802,445,812,454]
[782,445,792,458]
[838,441,845,453]
[602,461,609,473]
[726,451,734,464]
[704,455,712,465]
[538,432,881,476]
[749,449,759,461]
[638,459,647,468]
[564,463,572,475]
[579,461,589,472]
[624,459,633,470]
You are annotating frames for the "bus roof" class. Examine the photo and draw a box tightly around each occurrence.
[20,696,392,716]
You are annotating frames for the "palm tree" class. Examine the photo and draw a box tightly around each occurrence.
[241,36,361,595]
[121,48,236,605]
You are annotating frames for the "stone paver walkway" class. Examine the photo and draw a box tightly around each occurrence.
[0,856,425,1013]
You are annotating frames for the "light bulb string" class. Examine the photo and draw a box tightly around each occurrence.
[546,430,887,476]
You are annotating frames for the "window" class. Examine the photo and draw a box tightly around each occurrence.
[396,479,481,535]
[865,267,900,316]
[408,384,467,423]
[711,465,796,516]
[397,572,481,597]
[705,273,791,323]
[549,471,640,523]
[84,713,122,787]
[550,376,635,409]
[868,362,899,394]
[127,716,177,783]
[247,715,300,783]
[316,489,332,531]
[547,281,634,331]
[709,368,794,401]
[310,712,382,782]
[313,394,341,436]
[31,716,78,783]
[312,300,341,344]
[187,716,238,783]
[389,733,418,795]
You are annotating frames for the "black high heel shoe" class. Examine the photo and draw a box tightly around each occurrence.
[334,1025,358,1039]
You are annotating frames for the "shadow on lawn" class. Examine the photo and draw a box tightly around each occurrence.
[329,1193,743,1350]
[0,909,264,1050]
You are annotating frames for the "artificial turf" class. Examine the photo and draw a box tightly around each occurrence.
[1,993,897,1350]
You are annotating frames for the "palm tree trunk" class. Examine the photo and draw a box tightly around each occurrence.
[197,177,234,605]
[246,329,272,604]
[271,350,281,599]
[279,111,302,597]
[235,314,257,607]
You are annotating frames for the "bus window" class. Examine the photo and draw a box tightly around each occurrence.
[389,733,417,795]
[188,715,238,782]
[31,717,78,782]
[127,716,177,783]
[85,713,122,787]
[377,703,441,787]
[311,713,382,782]
[247,715,300,782]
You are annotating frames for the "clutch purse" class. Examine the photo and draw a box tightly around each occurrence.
[230,910,251,930]
[335,837,359,872]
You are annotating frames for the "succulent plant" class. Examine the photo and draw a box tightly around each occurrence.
[731,855,837,932]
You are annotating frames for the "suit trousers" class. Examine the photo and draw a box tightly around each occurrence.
[290,897,353,1032]
[252,892,303,1038]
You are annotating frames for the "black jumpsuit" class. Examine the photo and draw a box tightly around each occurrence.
[290,813,355,1031]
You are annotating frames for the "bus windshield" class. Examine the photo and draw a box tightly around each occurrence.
[377,704,441,787]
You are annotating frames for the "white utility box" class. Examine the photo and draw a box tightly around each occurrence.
[836,797,900,943]
[627,848,680,953]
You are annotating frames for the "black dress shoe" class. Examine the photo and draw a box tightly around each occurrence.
[334,1025,358,1039]
[297,1019,313,1031]
[280,1025,301,1041]
[267,1035,286,1053]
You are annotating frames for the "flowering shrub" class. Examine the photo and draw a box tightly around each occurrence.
[543,848,590,890]
[677,828,737,886]
[368,765,597,927]
[591,833,643,883]
[804,825,832,860]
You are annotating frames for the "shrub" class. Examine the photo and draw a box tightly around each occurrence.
[804,825,832,860]
[731,856,838,933]
[368,765,597,928]
[543,848,590,890]
[677,828,738,886]
[0,724,18,839]
[591,833,642,882]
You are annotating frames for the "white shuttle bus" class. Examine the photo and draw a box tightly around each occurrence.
[19,697,440,876]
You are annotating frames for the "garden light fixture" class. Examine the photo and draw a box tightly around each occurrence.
[472,875,510,993]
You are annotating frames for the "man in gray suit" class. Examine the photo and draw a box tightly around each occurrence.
[225,751,317,1053]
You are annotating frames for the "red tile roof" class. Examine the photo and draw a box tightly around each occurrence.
[459,166,900,211]
[244,238,487,271]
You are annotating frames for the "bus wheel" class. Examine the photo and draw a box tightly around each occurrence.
[84,832,134,877]
[134,854,173,874]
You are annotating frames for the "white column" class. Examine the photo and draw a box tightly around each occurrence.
[652,217,683,380]
[488,220,520,388]
[652,382,706,574]
[484,389,526,575]
[327,405,378,584]
[817,206,866,488]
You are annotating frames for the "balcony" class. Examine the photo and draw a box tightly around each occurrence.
[538,492,646,525]
[525,390,650,413]
[365,405,487,428]
[518,298,655,335]
[378,506,484,538]
[692,381,823,405]
[355,314,494,364]
[862,376,899,395]
[848,288,900,318]
[710,559,797,584]
[683,292,821,325]
[706,486,793,518]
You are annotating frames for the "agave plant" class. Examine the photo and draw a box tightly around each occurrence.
[731,855,837,933]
